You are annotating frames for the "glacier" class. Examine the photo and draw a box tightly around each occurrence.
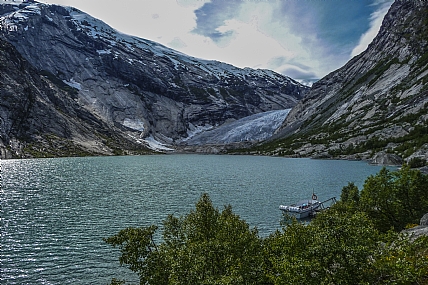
[182,109,291,145]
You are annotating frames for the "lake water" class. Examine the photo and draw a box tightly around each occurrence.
[1,155,391,284]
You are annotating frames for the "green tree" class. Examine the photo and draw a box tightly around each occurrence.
[340,182,360,205]
[360,166,428,232]
[393,165,428,226]
[265,211,380,285]
[105,168,428,285]
[103,225,168,284]
[105,193,268,285]
[332,182,361,214]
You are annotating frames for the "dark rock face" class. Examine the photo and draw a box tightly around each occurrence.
[0,37,151,158]
[272,0,428,161]
[0,1,308,156]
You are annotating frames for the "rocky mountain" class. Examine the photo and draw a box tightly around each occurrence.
[258,0,428,164]
[0,37,153,158]
[0,0,307,158]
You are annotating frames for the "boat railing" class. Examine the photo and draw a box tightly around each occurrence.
[317,197,337,210]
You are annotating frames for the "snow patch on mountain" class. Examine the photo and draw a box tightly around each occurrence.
[184,123,215,140]
[63,78,81,90]
[123,118,145,132]
[0,1,41,31]
[0,1,308,155]
[144,135,174,152]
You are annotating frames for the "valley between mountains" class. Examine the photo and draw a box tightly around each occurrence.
[0,0,427,166]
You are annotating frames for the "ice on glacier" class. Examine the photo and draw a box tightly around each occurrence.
[183,109,291,145]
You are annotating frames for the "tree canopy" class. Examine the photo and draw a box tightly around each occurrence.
[338,165,428,232]
[105,193,267,285]
[105,166,428,285]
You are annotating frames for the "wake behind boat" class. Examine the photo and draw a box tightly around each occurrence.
[279,194,336,219]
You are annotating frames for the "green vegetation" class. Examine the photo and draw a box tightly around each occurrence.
[105,166,428,285]
[334,166,428,233]
[22,134,95,158]
[408,157,427,168]
[105,193,267,285]
[354,58,400,88]
[246,101,428,159]
[18,131,152,158]
[244,35,428,159]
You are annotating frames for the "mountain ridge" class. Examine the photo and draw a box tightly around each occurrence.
[253,0,428,164]
[0,0,307,158]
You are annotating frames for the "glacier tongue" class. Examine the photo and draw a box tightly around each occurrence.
[182,109,291,145]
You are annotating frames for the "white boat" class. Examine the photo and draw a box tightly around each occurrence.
[279,194,321,219]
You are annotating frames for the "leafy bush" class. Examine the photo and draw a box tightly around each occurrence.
[265,211,380,285]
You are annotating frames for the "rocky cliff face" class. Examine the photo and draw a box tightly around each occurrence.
[0,37,153,158]
[0,0,307,157]
[268,0,428,163]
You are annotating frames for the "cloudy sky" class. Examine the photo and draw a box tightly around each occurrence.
[41,0,394,82]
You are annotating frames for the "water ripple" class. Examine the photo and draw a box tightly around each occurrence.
[1,155,389,284]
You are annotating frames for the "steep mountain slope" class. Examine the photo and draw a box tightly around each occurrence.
[0,0,307,154]
[260,0,428,163]
[0,37,152,158]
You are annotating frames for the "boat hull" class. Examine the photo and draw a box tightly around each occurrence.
[279,200,321,219]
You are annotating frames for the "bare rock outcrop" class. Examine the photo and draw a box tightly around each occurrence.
[0,38,150,158]
[404,213,428,241]
[370,152,403,166]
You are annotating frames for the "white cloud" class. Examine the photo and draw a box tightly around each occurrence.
[190,1,320,77]
[40,0,393,80]
[41,0,199,42]
[351,0,394,57]
[41,0,321,79]
[213,18,293,68]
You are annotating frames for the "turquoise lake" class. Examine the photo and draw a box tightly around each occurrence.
[1,155,392,284]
